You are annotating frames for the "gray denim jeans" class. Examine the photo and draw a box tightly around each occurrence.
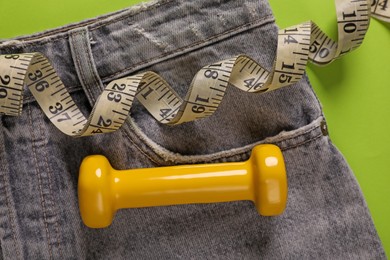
[0,0,386,259]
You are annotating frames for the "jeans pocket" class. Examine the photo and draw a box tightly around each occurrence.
[117,22,323,165]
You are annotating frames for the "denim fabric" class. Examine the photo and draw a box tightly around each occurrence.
[0,0,385,259]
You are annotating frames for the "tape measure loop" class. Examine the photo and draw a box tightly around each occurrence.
[0,0,388,137]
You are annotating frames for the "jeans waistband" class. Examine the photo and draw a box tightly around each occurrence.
[0,0,275,104]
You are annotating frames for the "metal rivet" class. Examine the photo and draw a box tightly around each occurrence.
[320,120,329,136]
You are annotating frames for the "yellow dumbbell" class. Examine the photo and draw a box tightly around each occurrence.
[78,144,288,228]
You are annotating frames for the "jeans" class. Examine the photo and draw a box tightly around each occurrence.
[0,0,385,258]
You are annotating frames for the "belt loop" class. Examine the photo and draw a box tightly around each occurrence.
[68,27,104,105]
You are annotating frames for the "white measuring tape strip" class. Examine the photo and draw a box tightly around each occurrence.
[0,0,389,137]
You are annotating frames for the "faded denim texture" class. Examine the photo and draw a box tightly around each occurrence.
[0,0,386,259]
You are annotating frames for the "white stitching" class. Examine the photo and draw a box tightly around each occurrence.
[27,103,54,260]
[127,116,325,164]
[0,126,22,259]
[37,117,64,257]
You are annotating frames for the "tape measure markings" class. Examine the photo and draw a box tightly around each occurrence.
[372,0,390,22]
[0,0,389,136]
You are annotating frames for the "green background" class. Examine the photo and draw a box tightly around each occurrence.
[1,0,389,255]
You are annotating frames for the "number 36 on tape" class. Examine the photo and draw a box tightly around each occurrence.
[0,0,389,137]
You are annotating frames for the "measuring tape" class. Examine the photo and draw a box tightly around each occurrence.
[0,0,389,137]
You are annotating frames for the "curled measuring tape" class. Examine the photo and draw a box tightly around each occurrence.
[0,0,389,137]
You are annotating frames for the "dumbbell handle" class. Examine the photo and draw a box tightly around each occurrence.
[112,161,251,209]
[79,144,287,228]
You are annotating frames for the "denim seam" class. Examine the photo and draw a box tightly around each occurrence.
[0,145,22,259]
[75,28,105,103]
[120,126,161,166]
[78,30,97,103]
[281,130,323,151]
[3,1,269,52]
[200,126,324,161]
[27,103,54,260]
[71,34,86,93]
[279,124,322,147]
[70,30,96,105]
[0,0,172,45]
[90,0,173,31]
[302,73,326,125]
[209,126,324,163]
[83,30,104,100]
[37,118,64,257]
[126,116,325,164]
[100,15,275,82]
